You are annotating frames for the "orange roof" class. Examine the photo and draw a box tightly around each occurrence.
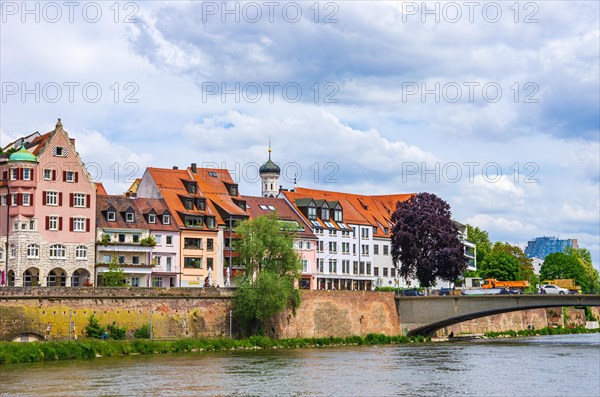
[189,167,248,222]
[145,167,219,229]
[283,187,414,238]
[243,195,317,240]
[96,182,108,195]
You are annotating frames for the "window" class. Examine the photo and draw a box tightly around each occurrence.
[10,168,18,180]
[206,217,216,228]
[27,244,39,258]
[306,241,312,249]
[308,206,317,219]
[342,242,349,254]
[184,257,203,268]
[53,146,66,157]
[29,219,35,230]
[49,216,59,230]
[317,241,324,252]
[44,169,52,180]
[360,261,365,275]
[46,191,58,205]
[0,249,3,261]
[102,255,112,263]
[118,256,125,264]
[187,183,197,194]
[73,193,86,207]
[49,244,66,259]
[184,238,202,250]
[342,260,350,274]
[383,245,389,255]
[22,193,31,206]
[353,244,356,254]
[118,234,125,243]
[73,217,86,232]
[132,234,140,243]
[153,277,163,287]
[66,171,75,182]
[229,185,238,196]
[154,255,162,266]
[318,258,324,273]
[148,214,156,223]
[362,228,369,239]
[0,195,6,206]
[107,211,116,221]
[383,267,389,277]
[342,230,350,237]
[207,258,214,270]
[23,168,31,180]
[352,227,356,237]
[374,267,379,276]
[163,214,170,224]
[132,256,140,265]
[373,226,378,235]
[166,235,173,246]
[130,277,139,287]
[366,262,371,275]
[328,229,337,236]
[11,194,17,206]
[21,222,27,230]
[155,235,162,245]
[361,245,369,255]
[384,227,389,235]
[76,246,87,259]
[207,238,214,251]
[126,212,134,222]
[185,199,193,210]
[9,244,16,258]
[298,241,303,249]
[353,261,358,275]
[334,209,342,222]
[374,244,379,255]
[166,257,172,272]
[302,260,308,273]
[391,268,396,277]
[329,241,337,253]
[321,208,329,220]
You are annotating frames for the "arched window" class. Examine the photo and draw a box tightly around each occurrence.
[27,244,39,259]
[49,244,66,259]
[75,245,87,259]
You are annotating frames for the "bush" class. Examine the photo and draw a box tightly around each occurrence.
[134,324,151,339]
[107,322,127,340]
[84,315,106,339]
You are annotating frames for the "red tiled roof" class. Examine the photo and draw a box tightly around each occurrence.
[96,195,179,231]
[243,195,317,239]
[96,182,108,195]
[189,167,248,222]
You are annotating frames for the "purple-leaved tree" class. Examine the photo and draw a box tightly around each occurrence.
[391,192,465,288]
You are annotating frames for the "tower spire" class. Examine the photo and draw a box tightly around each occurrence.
[268,136,272,160]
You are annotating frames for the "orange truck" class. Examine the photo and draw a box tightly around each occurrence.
[543,279,581,294]
[481,279,529,291]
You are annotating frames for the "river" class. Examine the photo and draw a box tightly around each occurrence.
[1,334,599,397]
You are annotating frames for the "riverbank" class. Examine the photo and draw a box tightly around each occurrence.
[484,326,600,338]
[0,333,430,365]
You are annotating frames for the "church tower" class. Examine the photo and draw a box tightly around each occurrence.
[259,141,280,197]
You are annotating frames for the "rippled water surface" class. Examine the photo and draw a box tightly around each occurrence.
[1,334,599,396]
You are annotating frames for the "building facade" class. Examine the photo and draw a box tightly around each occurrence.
[524,236,578,259]
[1,120,96,286]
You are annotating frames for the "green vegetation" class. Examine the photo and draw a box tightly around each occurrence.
[0,333,431,365]
[134,324,151,339]
[107,322,127,340]
[100,260,126,287]
[484,326,600,339]
[140,235,157,247]
[466,224,492,264]
[541,249,600,293]
[233,215,302,335]
[84,315,126,339]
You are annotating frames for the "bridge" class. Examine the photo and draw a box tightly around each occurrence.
[396,294,600,336]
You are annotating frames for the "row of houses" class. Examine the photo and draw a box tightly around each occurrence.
[1,120,476,289]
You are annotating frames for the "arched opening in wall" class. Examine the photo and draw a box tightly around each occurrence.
[7,270,15,286]
[72,268,91,286]
[23,267,40,286]
[47,268,67,287]
[11,332,44,343]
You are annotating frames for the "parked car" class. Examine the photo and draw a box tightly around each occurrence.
[401,289,424,296]
[540,284,570,295]
[439,287,452,296]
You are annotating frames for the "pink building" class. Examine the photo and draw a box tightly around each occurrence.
[243,196,318,289]
[1,119,96,286]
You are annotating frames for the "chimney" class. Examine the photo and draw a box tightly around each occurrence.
[191,163,197,174]
[173,166,178,170]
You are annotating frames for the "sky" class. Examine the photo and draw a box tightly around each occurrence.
[1,1,599,266]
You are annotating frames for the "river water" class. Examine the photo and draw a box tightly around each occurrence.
[1,334,599,397]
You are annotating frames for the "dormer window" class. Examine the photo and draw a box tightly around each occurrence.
[308,206,317,220]
[185,198,194,211]
[163,214,170,224]
[107,212,116,221]
[229,185,238,196]
[148,214,156,223]
[334,209,342,222]
[384,227,389,235]
[208,172,217,177]
[126,213,134,222]
[53,146,67,157]
[321,208,329,220]
[196,198,206,211]
[206,217,216,229]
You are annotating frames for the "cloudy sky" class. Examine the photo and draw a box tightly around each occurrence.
[1,1,599,266]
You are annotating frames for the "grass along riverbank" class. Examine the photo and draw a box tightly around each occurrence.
[484,326,600,338]
[0,333,429,365]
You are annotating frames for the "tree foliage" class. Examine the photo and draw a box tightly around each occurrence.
[232,215,302,335]
[466,224,492,265]
[101,260,126,287]
[491,242,535,281]
[541,251,600,293]
[478,251,521,281]
[391,193,465,288]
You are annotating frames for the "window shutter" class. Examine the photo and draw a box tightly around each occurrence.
[52,170,56,181]
[17,193,22,205]
[86,194,90,208]
[59,192,63,206]
[69,218,74,232]
[86,218,90,232]
[45,216,50,230]
[2,171,7,180]
[69,193,74,207]
[63,171,67,181]
[75,172,79,183]
[42,191,47,205]
[58,217,63,231]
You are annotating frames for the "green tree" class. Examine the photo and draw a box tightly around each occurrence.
[540,252,590,290]
[232,215,302,335]
[84,314,106,339]
[491,242,535,282]
[478,251,521,281]
[101,260,126,287]
[466,224,492,265]
[557,248,600,293]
